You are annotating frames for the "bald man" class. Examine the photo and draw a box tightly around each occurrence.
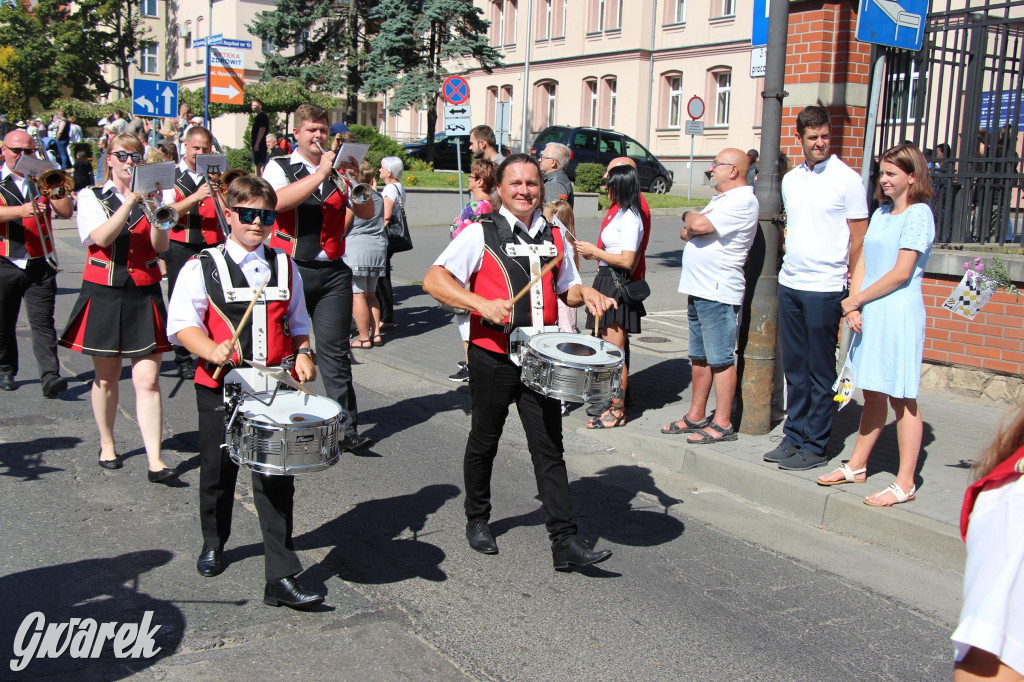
[586,156,653,417]
[662,148,758,443]
[0,130,74,394]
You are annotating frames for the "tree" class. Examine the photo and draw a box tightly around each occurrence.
[91,0,151,99]
[248,0,379,124]
[363,0,502,162]
[0,47,29,121]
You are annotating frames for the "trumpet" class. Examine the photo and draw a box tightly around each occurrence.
[314,141,372,205]
[140,192,179,231]
[25,171,68,271]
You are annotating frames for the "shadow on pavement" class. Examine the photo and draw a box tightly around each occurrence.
[360,387,470,444]
[0,436,80,481]
[297,483,460,585]
[0,550,185,680]
[627,356,693,415]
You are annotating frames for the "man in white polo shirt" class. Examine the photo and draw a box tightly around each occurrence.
[662,148,758,444]
[768,105,869,471]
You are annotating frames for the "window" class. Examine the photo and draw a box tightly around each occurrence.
[607,78,617,129]
[714,71,731,126]
[597,0,605,30]
[624,137,649,162]
[141,0,157,18]
[561,0,567,36]
[546,83,556,125]
[262,36,276,54]
[497,2,505,45]
[183,21,192,62]
[674,0,686,23]
[140,42,158,74]
[719,0,736,17]
[888,67,924,123]
[543,0,552,39]
[668,75,682,128]
[195,17,204,63]
[614,0,622,29]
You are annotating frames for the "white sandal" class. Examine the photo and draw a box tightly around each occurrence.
[816,463,867,487]
[863,482,916,507]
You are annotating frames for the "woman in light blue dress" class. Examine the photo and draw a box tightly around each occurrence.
[816,143,935,507]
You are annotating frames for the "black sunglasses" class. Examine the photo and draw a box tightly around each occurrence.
[231,207,277,226]
[4,146,35,155]
[111,151,143,163]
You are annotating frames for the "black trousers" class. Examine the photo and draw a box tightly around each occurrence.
[464,344,577,545]
[0,257,60,382]
[165,241,207,365]
[295,259,358,437]
[376,255,394,325]
[196,383,302,581]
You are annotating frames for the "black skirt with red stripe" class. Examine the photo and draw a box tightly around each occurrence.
[60,280,172,358]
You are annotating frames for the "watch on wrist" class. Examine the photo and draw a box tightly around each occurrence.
[295,348,316,364]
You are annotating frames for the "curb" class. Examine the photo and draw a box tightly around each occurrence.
[359,346,965,573]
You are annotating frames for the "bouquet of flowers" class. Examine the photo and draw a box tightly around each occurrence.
[943,256,1020,319]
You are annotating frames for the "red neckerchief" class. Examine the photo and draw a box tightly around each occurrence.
[960,443,1024,540]
[597,194,650,280]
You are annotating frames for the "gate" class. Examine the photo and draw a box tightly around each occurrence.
[874,0,1024,244]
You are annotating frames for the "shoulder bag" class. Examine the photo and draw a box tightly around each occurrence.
[608,267,650,305]
[386,190,413,254]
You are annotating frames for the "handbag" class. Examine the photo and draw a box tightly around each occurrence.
[386,191,413,254]
[608,267,650,305]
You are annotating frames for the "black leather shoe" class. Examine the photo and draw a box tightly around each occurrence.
[42,377,68,398]
[196,547,224,577]
[98,450,122,470]
[0,373,15,391]
[264,576,324,610]
[147,467,178,483]
[552,536,612,572]
[176,361,195,380]
[465,519,498,555]
[341,433,373,453]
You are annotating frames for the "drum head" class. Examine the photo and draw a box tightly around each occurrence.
[527,332,623,365]
[239,391,341,425]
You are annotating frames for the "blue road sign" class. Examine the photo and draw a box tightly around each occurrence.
[752,0,769,47]
[219,39,252,50]
[132,78,179,118]
[193,33,222,49]
[855,0,927,51]
[442,76,470,106]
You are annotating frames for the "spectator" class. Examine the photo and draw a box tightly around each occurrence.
[158,142,178,164]
[67,116,82,145]
[266,134,287,159]
[746,148,759,186]
[952,402,1024,682]
[343,161,388,349]
[662,148,758,444]
[817,143,934,505]
[539,142,574,207]
[469,125,505,164]
[55,111,71,169]
[72,148,94,193]
[376,156,406,332]
[250,99,269,177]
[766,105,869,471]
[543,199,580,335]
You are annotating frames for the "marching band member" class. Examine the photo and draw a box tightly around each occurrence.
[167,176,324,610]
[262,104,375,452]
[58,133,178,483]
[422,154,617,572]
[166,126,225,379]
[0,130,73,395]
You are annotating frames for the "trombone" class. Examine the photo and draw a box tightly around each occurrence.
[313,141,372,205]
[25,169,71,271]
[203,166,250,236]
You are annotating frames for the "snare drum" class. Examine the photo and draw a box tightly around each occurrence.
[226,391,342,475]
[519,332,624,404]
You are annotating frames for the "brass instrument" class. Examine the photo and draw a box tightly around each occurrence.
[313,141,372,205]
[203,166,250,236]
[25,170,70,271]
[36,169,73,200]
[140,192,179,231]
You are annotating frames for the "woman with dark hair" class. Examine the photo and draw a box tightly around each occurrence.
[59,132,177,482]
[816,143,934,506]
[574,164,645,429]
[952,404,1024,682]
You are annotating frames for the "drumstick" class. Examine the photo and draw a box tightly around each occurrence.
[212,274,271,380]
[509,252,564,305]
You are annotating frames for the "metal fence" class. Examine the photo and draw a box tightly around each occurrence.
[874,0,1024,244]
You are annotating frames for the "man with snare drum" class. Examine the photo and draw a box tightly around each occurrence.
[423,153,617,572]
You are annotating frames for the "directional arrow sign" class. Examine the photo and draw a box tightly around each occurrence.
[445,105,472,118]
[209,67,244,105]
[134,95,155,114]
[132,78,179,118]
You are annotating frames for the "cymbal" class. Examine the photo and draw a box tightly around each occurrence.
[248,360,316,396]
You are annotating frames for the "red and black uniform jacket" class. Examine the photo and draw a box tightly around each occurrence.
[194,244,294,389]
[268,157,347,260]
[170,168,224,246]
[82,187,161,287]
[0,175,53,262]
[468,212,565,355]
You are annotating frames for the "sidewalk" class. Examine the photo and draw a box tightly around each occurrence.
[372,222,1012,573]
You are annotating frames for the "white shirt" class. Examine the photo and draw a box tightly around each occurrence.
[166,238,310,343]
[107,118,128,136]
[76,181,176,246]
[598,208,643,267]
[68,124,82,143]
[951,475,1024,673]
[1,165,38,269]
[177,159,203,186]
[262,150,354,261]
[779,155,868,292]
[381,182,406,208]
[678,185,759,306]
[433,205,582,294]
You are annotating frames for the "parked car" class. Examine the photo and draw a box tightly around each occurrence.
[403,133,473,170]
[529,126,674,193]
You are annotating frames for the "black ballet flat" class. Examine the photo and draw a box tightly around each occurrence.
[147,467,178,483]
[98,451,122,470]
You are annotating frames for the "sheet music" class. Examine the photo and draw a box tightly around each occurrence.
[131,162,176,195]
[336,143,370,168]
[195,153,229,176]
[12,155,58,179]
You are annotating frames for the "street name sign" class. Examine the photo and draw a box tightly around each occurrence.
[132,78,178,118]
[193,33,222,49]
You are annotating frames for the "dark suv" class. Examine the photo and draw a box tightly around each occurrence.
[530,126,674,193]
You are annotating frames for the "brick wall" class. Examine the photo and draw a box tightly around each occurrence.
[782,0,873,172]
[923,275,1024,376]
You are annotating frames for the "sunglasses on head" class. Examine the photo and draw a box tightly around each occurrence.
[4,146,35,156]
[230,207,277,226]
[111,151,143,163]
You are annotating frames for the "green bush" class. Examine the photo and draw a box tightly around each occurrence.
[348,124,409,165]
[225,146,254,173]
[574,163,605,193]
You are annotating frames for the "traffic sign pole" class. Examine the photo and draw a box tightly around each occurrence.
[456,138,464,207]
[685,96,705,201]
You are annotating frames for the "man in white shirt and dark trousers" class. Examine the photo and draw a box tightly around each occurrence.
[767,106,869,471]
[662,148,758,443]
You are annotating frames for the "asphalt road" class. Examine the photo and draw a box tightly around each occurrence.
[0,216,964,680]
